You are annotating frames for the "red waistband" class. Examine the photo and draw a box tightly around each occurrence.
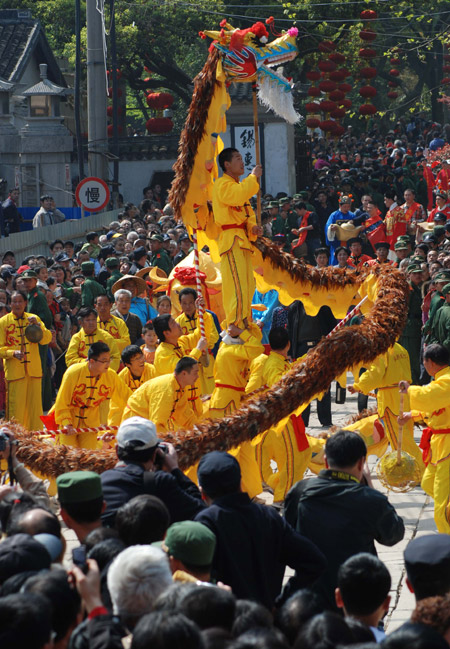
[420,427,450,465]
[221,223,246,231]
[215,382,245,392]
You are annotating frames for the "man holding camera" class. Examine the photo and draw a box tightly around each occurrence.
[100,416,204,526]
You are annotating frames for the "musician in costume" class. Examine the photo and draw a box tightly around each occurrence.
[53,341,131,449]
[175,288,218,395]
[212,147,263,328]
[0,290,52,430]
[384,190,407,250]
[399,344,450,533]
[209,322,264,497]
[436,160,450,193]
[362,201,386,253]
[364,241,392,268]
[401,189,426,233]
[326,196,361,265]
[66,307,120,372]
[121,356,200,433]
[427,192,450,223]
[95,294,131,355]
[348,342,424,474]
[347,237,372,270]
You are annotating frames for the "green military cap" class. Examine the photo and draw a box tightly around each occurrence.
[369,177,380,185]
[394,241,408,251]
[397,235,411,243]
[268,201,279,209]
[81,261,95,272]
[407,263,423,273]
[150,234,164,243]
[279,197,290,205]
[21,269,37,278]
[297,191,309,198]
[409,255,425,264]
[292,193,301,200]
[105,257,119,269]
[409,162,418,169]
[443,283,450,296]
[56,471,102,504]
[156,521,216,566]
[434,271,450,282]
[433,226,446,238]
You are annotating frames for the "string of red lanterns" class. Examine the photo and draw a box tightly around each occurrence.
[358,10,377,117]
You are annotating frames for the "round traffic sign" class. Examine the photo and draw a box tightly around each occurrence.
[75,177,110,212]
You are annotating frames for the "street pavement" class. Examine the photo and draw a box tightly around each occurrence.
[61,381,435,630]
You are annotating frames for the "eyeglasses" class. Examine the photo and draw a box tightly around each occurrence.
[93,358,110,364]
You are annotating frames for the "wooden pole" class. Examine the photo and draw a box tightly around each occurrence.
[396,392,405,464]
[252,82,261,226]
[192,229,209,368]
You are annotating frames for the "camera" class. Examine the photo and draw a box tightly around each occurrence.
[153,442,169,469]
[0,431,10,452]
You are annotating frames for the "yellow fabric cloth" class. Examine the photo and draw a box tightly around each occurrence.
[6,375,43,431]
[175,311,217,395]
[221,244,255,328]
[0,311,52,380]
[209,326,264,498]
[122,373,199,433]
[66,328,120,372]
[422,463,450,534]
[53,362,131,448]
[353,343,424,472]
[108,363,157,426]
[98,314,131,354]
[245,353,268,394]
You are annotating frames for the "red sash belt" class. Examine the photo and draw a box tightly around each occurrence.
[420,427,450,465]
[221,223,246,231]
[215,383,245,392]
[290,414,309,452]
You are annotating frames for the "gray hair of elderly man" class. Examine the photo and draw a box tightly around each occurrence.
[114,289,132,301]
[107,545,172,628]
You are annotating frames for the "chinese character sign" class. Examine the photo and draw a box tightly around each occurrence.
[232,126,264,188]
[75,177,110,212]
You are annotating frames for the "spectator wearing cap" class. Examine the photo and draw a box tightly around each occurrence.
[393,240,410,267]
[405,534,450,602]
[100,416,204,526]
[56,471,105,542]
[348,237,372,270]
[0,534,51,585]
[195,451,326,609]
[173,233,192,266]
[423,271,450,344]
[129,246,149,276]
[157,520,216,583]
[427,192,450,223]
[53,340,130,447]
[105,257,123,300]
[325,196,359,265]
[364,241,392,267]
[399,344,450,533]
[398,263,424,384]
[149,234,172,276]
[1,187,22,236]
[80,261,106,308]
[1,250,16,269]
[428,283,450,354]
[32,194,65,228]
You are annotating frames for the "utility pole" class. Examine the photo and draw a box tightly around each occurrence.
[110,0,120,208]
[86,0,108,181]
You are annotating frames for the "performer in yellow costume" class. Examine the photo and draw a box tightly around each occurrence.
[0,290,52,430]
[95,294,131,354]
[66,307,120,372]
[212,148,263,328]
[253,328,312,502]
[53,341,131,449]
[349,342,424,473]
[209,322,264,497]
[109,345,156,425]
[175,288,219,395]
[153,314,207,418]
[122,357,200,433]
[399,344,450,534]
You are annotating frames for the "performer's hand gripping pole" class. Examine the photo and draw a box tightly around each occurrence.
[192,229,209,367]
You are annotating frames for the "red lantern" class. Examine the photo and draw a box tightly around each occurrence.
[387,91,398,99]
[443,65,450,74]
[306,117,321,128]
[389,69,400,77]
[107,124,123,137]
[359,85,377,98]
[305,102,321,112]
[390,57,400,65]
[332,124,346,137]
[340,68,351,78]
[329,52,345,64]
[360,9,378,20]
[106,106,123,117]
[107,87,123,98]
[441,78,450,85]
[329,90,345,101]
[146,92,174,110]
[320,100,337,113]
[320,119,336,131]
[107,68,122,80]
[330,107,346,119]
[338,83,352,93]
[338,98,352,109]
[329,70,346,82]
[318,41,336,52]
[308,87,321,97]
[306,70,321,81]
[318,60,337,73]
[360,67,377,79]
[359,48,376,59]
[388,80,399,87]
[359,29,377,41]
[146,117,174,133]
[144,77,152,83]
[318,80,337,93]
[359,104,377,116]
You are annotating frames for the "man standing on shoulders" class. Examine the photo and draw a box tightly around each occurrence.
[285,430,405,611]
[212,148,262,328]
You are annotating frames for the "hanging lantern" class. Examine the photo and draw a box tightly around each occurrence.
[107,124,123,137]
[360,9,378,20]
[318,80,337,93]
[107,106,123,117]
[359,104,377,116]
[360,67,377,79]
[306,117,321,128]
[387,91,398,99]
[318,60,336,73]
[332,123,346,137]
[329,52,346,64]
[389,69,400,77]
[359,48,376,59]
[329,89,345,101]
[318,41,336,52]
[305,102,321,112]
[338,98,352,109]
[359,85,377,98]
[320,100,337,112]
[308,87,321,97]
[146,92,174,110]
[388,80,399,87]
[107,68,123,80]
[441,77,450,85]
[306,70,321,81]
[339,82,352,93]
[359,29,377,41]
[340,67,351,78]
[443,65,450,74]
[329,70,346,82]
[330,107,346,119]
[390,58,400,65]
[107,87,123,98]
[146,117,174,133]
[319,119,336,131]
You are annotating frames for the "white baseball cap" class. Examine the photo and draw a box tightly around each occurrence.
[116,416,160,450]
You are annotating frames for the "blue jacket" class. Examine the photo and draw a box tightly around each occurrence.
[130,296,157,326]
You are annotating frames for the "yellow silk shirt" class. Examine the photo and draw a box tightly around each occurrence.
[0,311,52,380]
[66,327,120,372]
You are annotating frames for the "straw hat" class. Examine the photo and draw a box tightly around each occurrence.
[111,274,147,296]
[135,266,167,280]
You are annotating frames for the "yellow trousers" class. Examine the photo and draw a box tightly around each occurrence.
[255,421,312,502]
[200,354,215,396]
[6,375,42,431]
[58,432,99,450]
[422,460,450,534]
[220,243,255,328]
[233,441,263,499]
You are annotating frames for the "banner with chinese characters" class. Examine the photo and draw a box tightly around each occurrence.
[231,125,265,193]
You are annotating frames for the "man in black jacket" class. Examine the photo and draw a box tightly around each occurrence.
[101,416,204,526]
[285,430,405,611]
[195,451,327,609]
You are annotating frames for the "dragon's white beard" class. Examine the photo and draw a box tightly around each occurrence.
[257,74,301,125]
